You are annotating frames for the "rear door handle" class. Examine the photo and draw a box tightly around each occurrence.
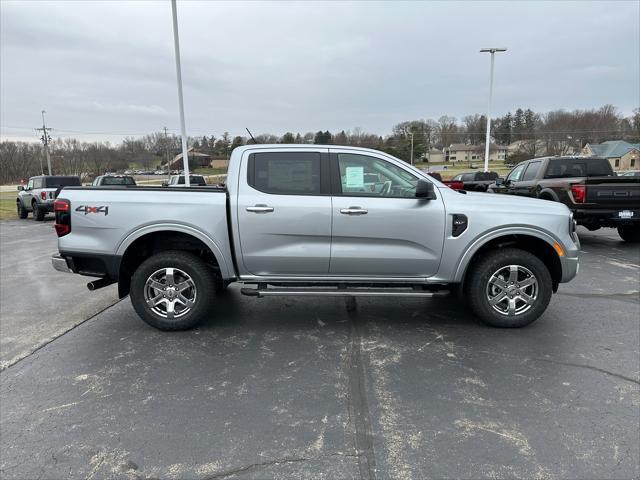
[340,207,368,215]
[246,205,274,213]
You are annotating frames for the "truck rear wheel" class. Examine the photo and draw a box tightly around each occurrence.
[466,248,552,328]
[617,224,640,243]
[32,202,45,221]
[130,250,216,331]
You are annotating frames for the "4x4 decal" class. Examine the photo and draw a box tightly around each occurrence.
[75,205,109,216]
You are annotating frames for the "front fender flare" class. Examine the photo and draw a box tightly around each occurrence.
[453,226,561,283]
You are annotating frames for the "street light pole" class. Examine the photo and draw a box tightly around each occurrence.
[480,48,506,172]
[409,131,414,165]
[171,0,190,187]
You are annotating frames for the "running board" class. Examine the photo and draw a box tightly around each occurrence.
[240,286,449,298]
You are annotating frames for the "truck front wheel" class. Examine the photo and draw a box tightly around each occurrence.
[466,248,552,328]
[130,250,216,331]
[617,224,640,243]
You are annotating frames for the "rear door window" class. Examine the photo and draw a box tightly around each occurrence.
[248,152,322,195]
[522,161,542,181]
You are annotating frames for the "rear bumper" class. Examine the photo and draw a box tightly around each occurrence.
[52,254,72,273]
[52,252,121,279]
[574,208,639,227]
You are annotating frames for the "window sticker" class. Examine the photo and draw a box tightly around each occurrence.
[345,166,364,188]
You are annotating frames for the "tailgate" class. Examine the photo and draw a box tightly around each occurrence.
[585,177,640,207]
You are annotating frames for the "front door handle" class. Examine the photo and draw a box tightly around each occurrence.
[246,205,274,213]
[340,207,368,215]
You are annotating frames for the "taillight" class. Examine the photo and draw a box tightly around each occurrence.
[570,184,586,203]
[41,191,47,200]
[54,199,71,237]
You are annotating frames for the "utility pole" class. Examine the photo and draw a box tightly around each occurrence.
[170,0,190,187]
[35,110,53,175]
[480,48,507,172]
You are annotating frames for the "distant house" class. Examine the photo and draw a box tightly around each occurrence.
[425,148,445,163]
[583,140,640,171]
[169,148,212,169]
[445,143,507,163]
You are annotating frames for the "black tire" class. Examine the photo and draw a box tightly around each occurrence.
[130,250,216,331]
[32,202,45,221]
[17,201,28,219]
[618,224,640,243]
[466,248,553,328]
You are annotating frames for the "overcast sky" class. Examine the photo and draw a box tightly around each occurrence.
[1,0,639,143]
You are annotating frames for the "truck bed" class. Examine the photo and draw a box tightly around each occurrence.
[57,186,234,279]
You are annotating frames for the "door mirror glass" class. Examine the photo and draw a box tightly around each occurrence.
[415,179,437,199]
[494,177,504,186]
[17,185,24,191]
[161,182,169,187]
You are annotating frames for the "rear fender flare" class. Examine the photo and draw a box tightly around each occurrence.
[537,188,559,201]
[115,223,232,279]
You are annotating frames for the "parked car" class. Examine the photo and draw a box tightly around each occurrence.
[449,171,501,192]
[162,175,207,187]
[92,175,137,187]
[619,170,640,177]
[488,156,640,242]
[17,175,81,220]
[52,145,579,331]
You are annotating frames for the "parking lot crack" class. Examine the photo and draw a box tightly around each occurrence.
[346,308,377,480]
[477,350,640,385]
[0,299,123,372]
[202,451,362,479]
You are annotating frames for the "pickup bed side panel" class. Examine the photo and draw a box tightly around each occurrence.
[57,188,234,279]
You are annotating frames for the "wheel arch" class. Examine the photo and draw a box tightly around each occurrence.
[537,188,559,201]
[116,225,231,298]
[455,229,563,293]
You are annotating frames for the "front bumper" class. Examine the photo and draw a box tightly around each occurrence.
[52,254,72,273]
[560,255,579,283]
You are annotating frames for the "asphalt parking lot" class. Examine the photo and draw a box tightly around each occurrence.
[0,220,638,479]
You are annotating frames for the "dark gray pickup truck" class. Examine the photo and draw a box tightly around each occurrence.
[489,156,640,242]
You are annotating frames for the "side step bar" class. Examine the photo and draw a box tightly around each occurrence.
[241,286,449,298]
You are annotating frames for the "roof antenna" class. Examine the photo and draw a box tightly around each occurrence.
[246,128,258,144]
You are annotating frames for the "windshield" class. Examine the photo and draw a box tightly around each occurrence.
[43,177,81,188]
[544,159,613,178]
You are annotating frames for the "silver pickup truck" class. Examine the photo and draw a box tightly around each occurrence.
[52,145,579,330]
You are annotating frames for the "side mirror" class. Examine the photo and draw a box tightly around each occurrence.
[415,179,437,200]
[161,182,169,187]
[495,177,505,186]
[17,186,24,191]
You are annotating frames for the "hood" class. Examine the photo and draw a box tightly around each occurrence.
[442,188,571,217]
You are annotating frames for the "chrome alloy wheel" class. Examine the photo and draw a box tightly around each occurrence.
[486,265,538,316]
[144,267,197,319]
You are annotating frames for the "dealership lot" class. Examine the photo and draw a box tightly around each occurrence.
[0,221,638,479]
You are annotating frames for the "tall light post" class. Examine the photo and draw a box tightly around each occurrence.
[171,0,190,186]
[408,131,415,165]
[480,48,507,172]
